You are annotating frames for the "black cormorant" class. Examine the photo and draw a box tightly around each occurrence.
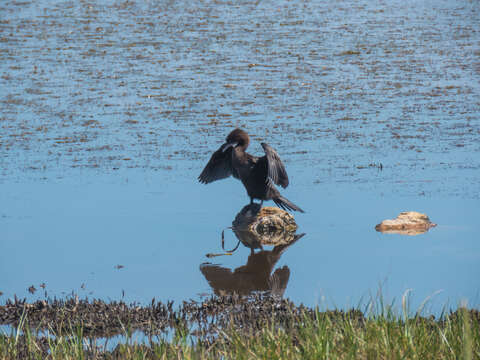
[198,129,304,213]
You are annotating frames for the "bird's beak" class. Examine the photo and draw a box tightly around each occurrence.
[222,142,238,152]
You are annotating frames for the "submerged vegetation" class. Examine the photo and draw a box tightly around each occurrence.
[1,294,479,359]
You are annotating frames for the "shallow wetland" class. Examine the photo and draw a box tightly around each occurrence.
[0,0,479,356]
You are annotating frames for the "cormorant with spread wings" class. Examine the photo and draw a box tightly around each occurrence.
[198,129,304,213]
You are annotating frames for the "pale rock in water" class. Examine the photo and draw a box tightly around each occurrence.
[375,211,437,235]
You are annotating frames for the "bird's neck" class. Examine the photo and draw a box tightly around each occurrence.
[232,148,251,176]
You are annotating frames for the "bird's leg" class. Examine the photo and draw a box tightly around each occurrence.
[260,200,264,207]
[250,198,254,205]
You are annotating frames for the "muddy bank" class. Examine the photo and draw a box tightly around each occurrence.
[0,295,360,338]
[1,295,479,340]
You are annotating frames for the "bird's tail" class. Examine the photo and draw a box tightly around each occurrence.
[273,195,305,213]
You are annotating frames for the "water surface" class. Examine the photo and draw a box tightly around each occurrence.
[1,0,479,314]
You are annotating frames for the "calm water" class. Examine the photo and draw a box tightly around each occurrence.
[1,0,479,314]
[1,173,479,311]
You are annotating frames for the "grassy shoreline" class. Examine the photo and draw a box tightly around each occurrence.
[1,295,479,359]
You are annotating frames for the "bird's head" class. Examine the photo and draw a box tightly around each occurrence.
[222,128,250,152]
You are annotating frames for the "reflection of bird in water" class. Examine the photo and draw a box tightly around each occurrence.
[200,234,304,297]
[198,129,304,212]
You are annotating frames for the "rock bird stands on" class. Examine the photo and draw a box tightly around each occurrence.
[198,129,304,213]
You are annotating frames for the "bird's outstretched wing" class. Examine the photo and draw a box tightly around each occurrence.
[198,144,234,184]
[261,142,289,188]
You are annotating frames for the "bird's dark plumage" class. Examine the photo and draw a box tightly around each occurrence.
[198,143,235,184]
[198,129,304,213]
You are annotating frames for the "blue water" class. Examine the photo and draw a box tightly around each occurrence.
[1,0,479,315]
[1,168,479,314]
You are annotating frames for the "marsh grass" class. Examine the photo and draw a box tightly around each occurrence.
[1,298,478,359]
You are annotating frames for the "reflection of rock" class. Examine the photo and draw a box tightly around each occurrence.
[232,204,298,250]
[375,211,437,235]
[200,234,304,297]
[200,204,305,296]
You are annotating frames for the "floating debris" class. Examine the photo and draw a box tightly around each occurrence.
[205,253,233,258]
[375,211,437,235]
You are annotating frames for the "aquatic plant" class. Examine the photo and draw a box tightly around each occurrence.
[1,294,478,359]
